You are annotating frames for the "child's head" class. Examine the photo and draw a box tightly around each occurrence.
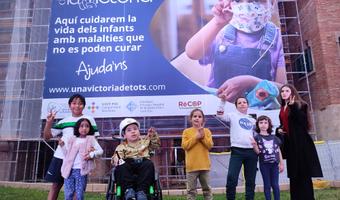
[119,118,141,143]
[189,108,205,128]
[230,0,274,33]
[68,94,86,117]
[234,97,249,113]
[74,118,95,137]
[255,115,273,134]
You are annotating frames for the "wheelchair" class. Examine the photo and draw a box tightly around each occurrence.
[106,165,162,200]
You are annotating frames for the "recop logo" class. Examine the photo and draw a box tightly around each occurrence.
[178,100,202,109]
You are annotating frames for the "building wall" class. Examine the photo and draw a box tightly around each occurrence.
[298,0,340,139]
[0,0,50,139]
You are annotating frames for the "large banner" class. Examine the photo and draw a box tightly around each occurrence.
[42,0,286,124]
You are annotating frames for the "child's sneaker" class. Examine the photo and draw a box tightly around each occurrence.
[124,188,136,200]
[136,191,147,200]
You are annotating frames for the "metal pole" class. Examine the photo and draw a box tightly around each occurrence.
[34,140,41,182]
[13,140,20,181]
[294,0,318,140]
[23,141,28,181]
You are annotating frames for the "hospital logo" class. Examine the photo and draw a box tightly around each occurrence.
[239,118,253,130]
[126,101,137,112]
[88,102,99,113]
[47,102,63,113]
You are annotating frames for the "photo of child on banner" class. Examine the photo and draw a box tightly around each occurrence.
[180,0,287,110]
[186,0,286,109]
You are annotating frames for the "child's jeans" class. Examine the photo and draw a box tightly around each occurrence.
[226,147,258,200]
[64,169,87,200]
[186,170,213,200]
[259,162,280,200]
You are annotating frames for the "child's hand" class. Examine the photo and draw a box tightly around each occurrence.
[147,127,156,137]
[217,99,226,115]
[196,125,205,139]
[279,162,284,173]
[88,146,95,153]
[250,136,257,148]
[111,156,118,166]
[46,110,57,123]
[217,75,258,102]
[277,128,286,135]
[83,153,91,161]
[212,0,233,24]
[196,131,204,139]
[58,137,64,147]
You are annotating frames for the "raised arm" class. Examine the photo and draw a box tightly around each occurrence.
[43,111,56,140]
[147,127,161,151]
[185,0,232,60]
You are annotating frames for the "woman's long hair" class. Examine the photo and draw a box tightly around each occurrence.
[279,84,312,131]
[279,84,307,107]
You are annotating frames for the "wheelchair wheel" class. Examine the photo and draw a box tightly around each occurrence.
[152,173,163,200]
[106,171,115,200]
[106,168,123,200]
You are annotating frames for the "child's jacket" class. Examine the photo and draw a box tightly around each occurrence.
[111,133,160,164]
[61,135,103,179]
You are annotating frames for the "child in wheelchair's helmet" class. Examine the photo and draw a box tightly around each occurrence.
[111,118,160,200]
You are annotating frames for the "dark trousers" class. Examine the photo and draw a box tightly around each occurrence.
[290,176,315,200]
[259,163,280,200]
[115,158,155,193]
[226,147,258,200]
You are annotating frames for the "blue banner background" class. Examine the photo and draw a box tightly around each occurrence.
[44,0,207,98]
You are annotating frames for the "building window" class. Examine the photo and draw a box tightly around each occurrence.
[336,34,340,57]
[294,44,314,77]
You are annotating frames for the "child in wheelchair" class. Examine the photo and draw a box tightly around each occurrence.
[111,118,161,200]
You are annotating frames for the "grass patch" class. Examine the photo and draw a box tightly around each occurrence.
[0,186,339,199]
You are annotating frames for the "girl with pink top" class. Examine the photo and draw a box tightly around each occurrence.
[60,118,103,200]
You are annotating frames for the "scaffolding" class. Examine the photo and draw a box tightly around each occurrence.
[0,0,320,189]
[278,0,317,138]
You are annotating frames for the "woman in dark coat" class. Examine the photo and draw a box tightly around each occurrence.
[277,84,322,200]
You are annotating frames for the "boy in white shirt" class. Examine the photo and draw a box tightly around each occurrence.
[43,93,99,200]
[217,97,257,200]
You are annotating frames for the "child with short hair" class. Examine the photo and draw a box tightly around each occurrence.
[251,115,284,200]
[111,118,160,200]
[61,118,103,200]
[43,93,99,200]
[216,97,258,200]
[182,108,214,200]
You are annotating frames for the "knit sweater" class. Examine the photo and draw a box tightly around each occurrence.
[181,127,213,172]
